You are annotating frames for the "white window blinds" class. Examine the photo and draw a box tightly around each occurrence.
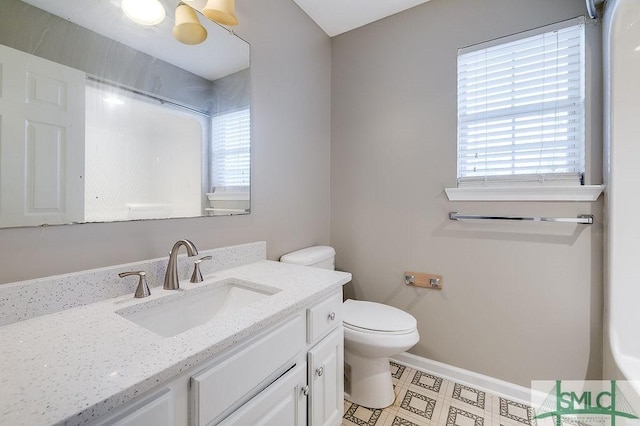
[456,18,586,187]
[211,107,251,189]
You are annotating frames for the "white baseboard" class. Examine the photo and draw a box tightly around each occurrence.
[391,352,535,405]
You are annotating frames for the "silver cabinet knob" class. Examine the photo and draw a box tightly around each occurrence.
[301,385,309,397]
[316,366,324,377]
[328,312,336,321]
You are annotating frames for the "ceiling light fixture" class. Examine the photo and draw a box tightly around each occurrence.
[173,3,208,45]
[122,0,166,26]
[172,0,238,45]
[202,0,238,26]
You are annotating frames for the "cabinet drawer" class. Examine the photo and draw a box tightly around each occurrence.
[93,389,173,426]
[307,291,342,344]
[191,313,305,425]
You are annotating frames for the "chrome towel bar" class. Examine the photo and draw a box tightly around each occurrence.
[449,212,593,225]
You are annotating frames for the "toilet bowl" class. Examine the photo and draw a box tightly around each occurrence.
[343,299,419,408]
[280,246,420,409]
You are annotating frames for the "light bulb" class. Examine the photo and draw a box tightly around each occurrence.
[122,0,166,26]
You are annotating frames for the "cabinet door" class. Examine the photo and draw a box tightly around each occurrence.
[308,327,344,426]
[218,363,307,426]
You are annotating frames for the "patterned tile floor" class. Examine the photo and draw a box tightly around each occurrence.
[342,361,543,426]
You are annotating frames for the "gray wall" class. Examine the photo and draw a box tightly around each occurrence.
[212,68,251,113]
[331,0,603,386]
[0,0,605,388]
[0,0,332,284]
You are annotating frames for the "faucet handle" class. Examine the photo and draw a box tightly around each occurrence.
[119,271,151,298]
[190,256,212,283]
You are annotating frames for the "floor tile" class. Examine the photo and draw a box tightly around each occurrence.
[497,398,536,426]
[411,370,445,394]
[343,402,388,425]
[444,405,485,426]
[343,362,539,426]
[398,389,438,419]
[452,383,486,410]
[390,362,406,379]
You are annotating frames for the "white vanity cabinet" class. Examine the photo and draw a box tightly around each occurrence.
[216,289,344,426]
[92,290,344,426]
[306,292,344,426]
[191,313,307,425]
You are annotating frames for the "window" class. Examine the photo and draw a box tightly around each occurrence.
[456,18,585,188]
[211,107,251,190]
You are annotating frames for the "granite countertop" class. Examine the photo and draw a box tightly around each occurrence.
[0,260,351,426]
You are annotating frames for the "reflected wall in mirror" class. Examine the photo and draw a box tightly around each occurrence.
[0,0,251,228]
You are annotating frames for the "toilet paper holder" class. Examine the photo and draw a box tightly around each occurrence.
[405,271,443,290]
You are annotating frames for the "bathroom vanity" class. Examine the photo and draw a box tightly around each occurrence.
[0,242,351,426]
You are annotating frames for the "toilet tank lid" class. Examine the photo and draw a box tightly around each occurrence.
[343,299,417,333]
[279,246,335,266]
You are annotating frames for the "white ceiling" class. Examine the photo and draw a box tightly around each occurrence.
[20,0,432,78]
[292,0,432,37]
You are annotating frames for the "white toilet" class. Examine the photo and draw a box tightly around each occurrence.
[280,246,420,409]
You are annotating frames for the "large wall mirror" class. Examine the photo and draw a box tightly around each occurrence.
[0,0,251,228]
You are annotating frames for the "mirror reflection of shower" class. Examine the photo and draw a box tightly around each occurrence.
[85,81,205,222]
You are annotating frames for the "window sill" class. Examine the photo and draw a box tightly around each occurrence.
[206,192,250,201]
[444,185,604,202]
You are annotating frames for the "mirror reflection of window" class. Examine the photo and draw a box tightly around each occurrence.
[208,107,251,215]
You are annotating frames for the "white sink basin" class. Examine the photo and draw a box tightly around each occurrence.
[117,280,278,337]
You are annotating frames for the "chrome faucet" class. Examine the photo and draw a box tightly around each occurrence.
[163,239,199,290]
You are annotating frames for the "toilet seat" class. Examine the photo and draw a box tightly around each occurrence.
[343,299,417,334]
[344,322,416,335]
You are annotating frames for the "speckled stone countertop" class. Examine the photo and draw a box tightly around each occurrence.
[0,260,351,426]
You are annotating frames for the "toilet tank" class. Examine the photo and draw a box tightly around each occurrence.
[280,246,336,270]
